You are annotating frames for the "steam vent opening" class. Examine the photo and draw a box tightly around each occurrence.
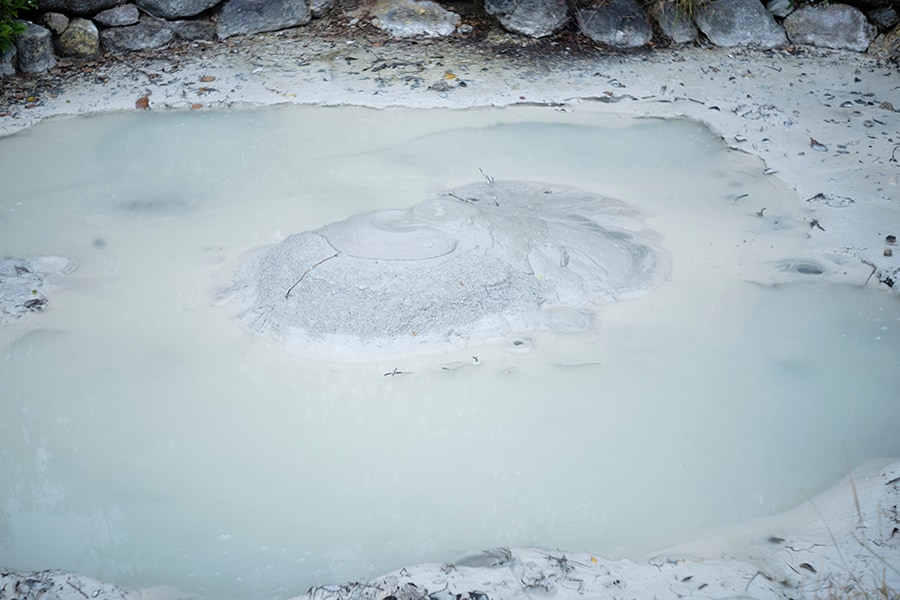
[2,106,899,600]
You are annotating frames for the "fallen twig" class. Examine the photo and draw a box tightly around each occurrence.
[284,253,339,299]
[862,259,877,286]
[443,192,476,204]
[66,580,89,599]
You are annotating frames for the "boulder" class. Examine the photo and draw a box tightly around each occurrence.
[783,4,876,52]
[650,2,697,43]
[14,22,57,74]
[867,25,900,59]
[169,19,216,40]
[94,4,142,27]
[309,0,334,18]
[55,17,99,57]
[36,0,119,16]
[484,0,569,38]
[100,16,174,52]
[216,0,311,39]
[694,0,787,47]
[0,45,16,78]
[866,6,898,30]
[134,0,223,19]
[39,12,69,35]
[370,0,461,38]
[577,0,653,48]
[842,0,891,9]
[765,0,792,18]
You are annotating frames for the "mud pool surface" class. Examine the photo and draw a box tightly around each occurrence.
[2,105,900,599]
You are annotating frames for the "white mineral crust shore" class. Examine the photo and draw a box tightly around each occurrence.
[1,459,897,600]
[1,29,898,600]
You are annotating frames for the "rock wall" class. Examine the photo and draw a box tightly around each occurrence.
[3,0,898,77]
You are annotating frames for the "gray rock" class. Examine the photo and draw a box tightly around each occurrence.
[100,16,174,52]
[844,0,891,9]
[371,0,461,38]
[485,0,569,38]
[308,0,334,18]
[39,12,69,35]
[36,0,119,16]
[14,22,57,74]
[216,0,311,38]
[169,18,216,40]
[867,25,900,59]
[694,0,787,48]
[0,45,16,78]
[766,0,792,18]
[0,256,76,326]
[650,2,697,43]
[783,4,876,52]
[135,0,223,19]
[867,6,898,30]
[577,0,653,48]
[94,4,141,27]
[55,17,99,57]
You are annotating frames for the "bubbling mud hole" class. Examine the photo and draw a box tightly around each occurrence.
[220,180,669,360]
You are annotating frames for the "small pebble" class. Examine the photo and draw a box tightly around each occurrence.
[886,235,896,244]
[886,248,894,257]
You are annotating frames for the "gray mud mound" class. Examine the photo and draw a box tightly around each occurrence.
[0,256,76,325]
[219,181,669,360]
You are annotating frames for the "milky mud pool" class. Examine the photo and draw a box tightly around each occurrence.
[1,105,899,599]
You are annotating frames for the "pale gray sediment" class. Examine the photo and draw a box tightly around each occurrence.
[219,180,669,360]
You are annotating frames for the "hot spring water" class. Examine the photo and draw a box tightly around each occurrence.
[1,106,898,599]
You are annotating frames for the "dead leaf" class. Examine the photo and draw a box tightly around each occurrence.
[191,103,202,110]
[135,94,150,110]
[443,71,456,80]
[200,75,216,83]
